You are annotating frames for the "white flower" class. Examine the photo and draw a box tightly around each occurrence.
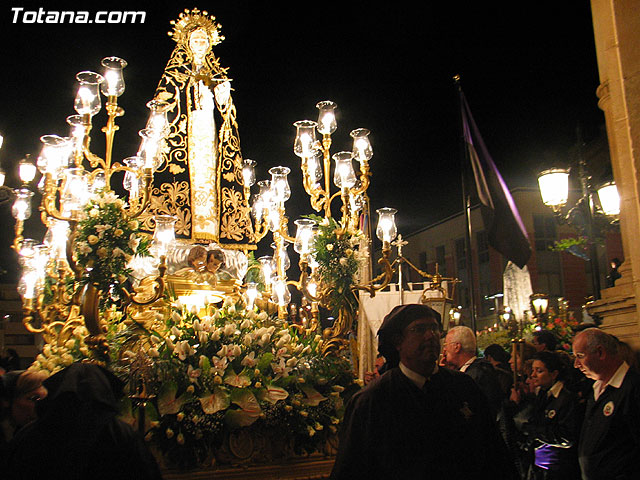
[76,242,92,255]
[240,319,252,330]
[187,364,201,383]
[241,351,257,368]
[148,347,159,358]
[257,312,268,322]
[243,333,253,346]
[210,356,228,376]
[113,247,125,258]
[174,340,195,360]
[171,326,181,338]
[223,323,237,336]
[271,358,292,379]
[339,257,348,266]
[94,224,112,236]
[128,234,140,251]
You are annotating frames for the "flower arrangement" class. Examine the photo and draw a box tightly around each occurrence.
[308,215,366,318]
[528,315,580,352]
[74,190,151,308]
[31,296,359,469]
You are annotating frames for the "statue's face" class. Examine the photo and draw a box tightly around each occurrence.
[189,29,210,60]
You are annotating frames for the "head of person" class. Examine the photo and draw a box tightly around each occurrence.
[572,328,621,381]
[188,28,211,63]
[443,326,476,369]
[1,370,48,428]
[509,341,536,372]
[206,249,225,274]
[377,304,442,377]
[611,257,621,270]
[483,343,510,367]
[187,246,208,272]
[532,330,558,352]
[530,351,565,390]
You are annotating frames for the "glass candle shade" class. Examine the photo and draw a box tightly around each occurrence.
[145,99,170,136]
[306,151,323,186]
[245,282,259,310]
[269,166,291,203]
[138,128,163,172]
[74,71,104,116]
[37,135,71,178]
[100,56,127,97]
[316,101,337,135]
[538,169,569,209]
[376,207,398,243]
[350,128,373,162]
[258,256,276,286]
[44,219,69,260]
[271,279,291,307]
[123,156,144,199]
[153,215,177,257]
[294,218,316,255]
[271,241,290,273]
[12,189,34,220]
[61,168,89,215]
[293,120,318,157]
[333,152,356,190]
[242,159,256,188]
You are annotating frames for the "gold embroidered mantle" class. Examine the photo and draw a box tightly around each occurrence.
[140,10,255,250]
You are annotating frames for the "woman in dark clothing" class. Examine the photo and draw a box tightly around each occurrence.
[5,363,162,480]
[512,351,582,480]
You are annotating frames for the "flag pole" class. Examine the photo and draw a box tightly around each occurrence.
[454,75,478,334]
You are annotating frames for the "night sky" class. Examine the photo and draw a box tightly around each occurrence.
[0,1,604,279]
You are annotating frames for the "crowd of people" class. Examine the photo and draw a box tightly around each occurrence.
[333,304,640,480]
[2,304,639,479]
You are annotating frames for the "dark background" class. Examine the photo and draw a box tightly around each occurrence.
[0,1,605,280]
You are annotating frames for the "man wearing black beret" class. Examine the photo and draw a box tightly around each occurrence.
[331,304,518,479]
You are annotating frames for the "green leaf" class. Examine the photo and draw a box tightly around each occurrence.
[300,385,328,406]
[224,389,262,428]
[157,380,192,415]
[257,352,274,371]
[199,387,230,414]
[256,384,289,404]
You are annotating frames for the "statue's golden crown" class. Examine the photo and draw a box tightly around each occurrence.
[168,8,225,46]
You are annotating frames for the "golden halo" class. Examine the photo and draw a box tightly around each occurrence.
[168,8,225,47]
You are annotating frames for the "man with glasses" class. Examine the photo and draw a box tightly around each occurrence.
[331,304,517,479]
[572,328,640,480]
[443,325,505,419]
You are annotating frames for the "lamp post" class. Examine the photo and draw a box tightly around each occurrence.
[537,139,620,300]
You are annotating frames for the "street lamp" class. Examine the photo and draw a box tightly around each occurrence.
[537,149,620,300]
[530,293,549,322]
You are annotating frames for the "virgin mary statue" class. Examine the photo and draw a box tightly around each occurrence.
[139,9,255,251]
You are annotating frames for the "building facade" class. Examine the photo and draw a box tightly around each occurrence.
[401,187,622,330]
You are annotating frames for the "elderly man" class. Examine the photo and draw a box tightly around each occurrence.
[443,325,505,417]
[331,304,517,479]
[573,328,640,480]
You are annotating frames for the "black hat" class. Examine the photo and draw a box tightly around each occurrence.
[377,304,441,368]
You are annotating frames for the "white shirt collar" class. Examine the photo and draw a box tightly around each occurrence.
[399,362,438,389]
[547,381,563,399]
[459,356,477,373]
[593,361,629,401]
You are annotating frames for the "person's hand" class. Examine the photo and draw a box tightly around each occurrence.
[214,80,231,106]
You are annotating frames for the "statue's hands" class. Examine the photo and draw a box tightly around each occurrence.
[214,80,231,106]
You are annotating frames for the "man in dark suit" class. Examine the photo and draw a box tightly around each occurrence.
[331,304,517,479]
[573,328,640,480]
[444,325,505,418]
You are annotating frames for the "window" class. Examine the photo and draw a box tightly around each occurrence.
[533,215,557,251]
[476,231,489,264]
